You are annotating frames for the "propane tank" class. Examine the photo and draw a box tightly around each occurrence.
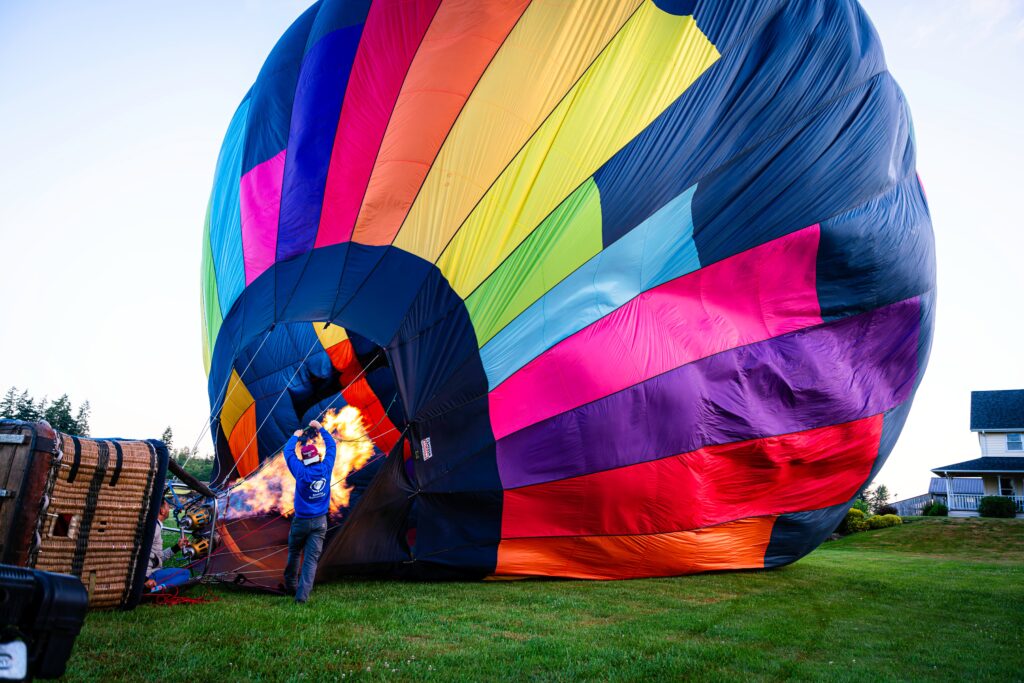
[180,504,212,532]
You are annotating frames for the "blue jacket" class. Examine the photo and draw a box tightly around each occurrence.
[283,427,337,519]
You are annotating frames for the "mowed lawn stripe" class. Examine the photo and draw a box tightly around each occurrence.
[69,518,1024,682]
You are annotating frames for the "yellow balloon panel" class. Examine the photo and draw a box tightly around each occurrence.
[439,3,719,298]
[313,322,349,350]
[219,369,255,440]
[394,0,642,259]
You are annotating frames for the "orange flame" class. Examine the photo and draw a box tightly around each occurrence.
[221,406,375,520]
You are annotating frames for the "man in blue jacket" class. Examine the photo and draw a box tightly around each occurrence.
[282,419,336,603]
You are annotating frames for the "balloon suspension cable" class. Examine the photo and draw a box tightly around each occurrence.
[193,346,400,583]
[208,517,348,578]
[322,379,398,445]
[180,328,274,472]
[314,351,385,423]
[214,418,403,557]
[181,494,339,575]
[215,334,324,487]
[217,348,387,490]
[197,423,410,579]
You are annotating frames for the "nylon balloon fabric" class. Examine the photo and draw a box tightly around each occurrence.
[201,0,935,581]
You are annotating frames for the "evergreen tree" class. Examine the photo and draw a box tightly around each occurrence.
[161,426,174,449]
[14,390,39,421]
[1,387,17,417]
[73,401,91,436]
[1,387,90,435]
[43,394,77,433]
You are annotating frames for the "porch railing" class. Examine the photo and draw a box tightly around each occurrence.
[948,493,1024,513]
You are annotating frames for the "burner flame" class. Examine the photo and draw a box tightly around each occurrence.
[221,406,375,520]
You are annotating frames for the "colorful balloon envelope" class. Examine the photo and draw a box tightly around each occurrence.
[201,0,935,581]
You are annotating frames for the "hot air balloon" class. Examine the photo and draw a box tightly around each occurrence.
[200,0,935,585]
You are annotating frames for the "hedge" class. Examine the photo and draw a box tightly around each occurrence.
[835,508,905,535]
[867,514,903,530]
[978,496,1017,518]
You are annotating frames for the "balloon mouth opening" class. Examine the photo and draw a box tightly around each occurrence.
[215,321,408,485]
[205,324,411,588]
[206,243,494,582]
[211,318,411,529]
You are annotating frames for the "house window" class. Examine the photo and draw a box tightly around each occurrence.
[999,476,1016,497]
[1008,434,1023,451]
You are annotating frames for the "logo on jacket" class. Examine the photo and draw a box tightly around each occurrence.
[308,477,327,498]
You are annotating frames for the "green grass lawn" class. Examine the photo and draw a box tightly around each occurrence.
[68,518,1024,682]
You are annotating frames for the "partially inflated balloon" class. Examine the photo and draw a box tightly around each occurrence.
[201,0,934,581]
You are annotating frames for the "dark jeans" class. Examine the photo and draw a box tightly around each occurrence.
[284,514,327,602]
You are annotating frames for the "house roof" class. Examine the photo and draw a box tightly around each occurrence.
[928,477,984,495]
[970,390,1024,431]
[932,456,1024,475]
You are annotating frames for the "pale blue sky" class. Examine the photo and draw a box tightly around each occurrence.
[1,1,1021,498]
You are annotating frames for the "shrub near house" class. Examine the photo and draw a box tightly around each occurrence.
[839,508,868,534]
[836,508,902,535]
[868,514,903,530]
[978,496,1017,518]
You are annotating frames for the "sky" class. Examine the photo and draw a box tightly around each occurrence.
[0,1,1022,499]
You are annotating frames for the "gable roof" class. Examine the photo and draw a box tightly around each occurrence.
[971,390,1024,431]
[932,456,1024,475]
[928,477,984,495]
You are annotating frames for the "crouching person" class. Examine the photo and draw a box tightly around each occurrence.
[282,419,337,604]
[145,499,189,592]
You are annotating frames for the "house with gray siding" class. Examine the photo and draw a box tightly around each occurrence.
[931,389,1024,517]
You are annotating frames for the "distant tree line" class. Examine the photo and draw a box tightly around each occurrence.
[852,484,895,515]
[160,426,215,483]
[1,386,91,435]
[1,388,216,483]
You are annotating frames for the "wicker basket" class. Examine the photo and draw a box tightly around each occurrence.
[0,420,168,609]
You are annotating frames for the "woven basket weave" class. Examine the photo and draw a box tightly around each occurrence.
[0,420,166,610]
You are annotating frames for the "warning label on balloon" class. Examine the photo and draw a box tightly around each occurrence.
[421,437,433,461]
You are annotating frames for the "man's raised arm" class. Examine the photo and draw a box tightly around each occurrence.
[283,431,301,469]
[311,420,336,467]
